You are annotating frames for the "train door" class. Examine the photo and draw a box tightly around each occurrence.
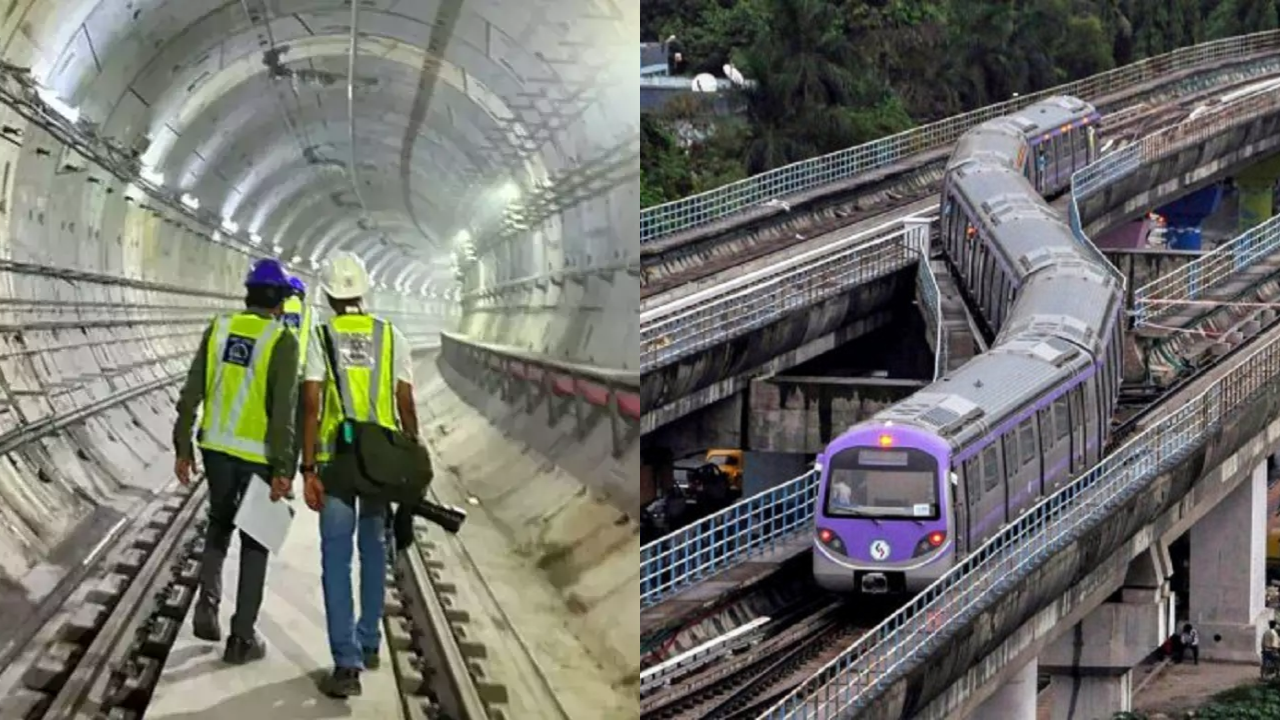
[1087,377,1104,463]
[1030,142,1043,192]
[1047,135,1061,191]
[1035,408,1053,497]
[1015,418,1040,514]
[958,460,976,556]
[979,250,996,322]
[1075,128,1089,173]
[980,443,1005,535]
[1002,436,1020,527]
[1050,397,1071,491]
[1068,388,1087,474]
[967,230,982,294]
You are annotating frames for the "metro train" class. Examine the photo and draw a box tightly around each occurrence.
[813,97,1126,595]
[941,96,1102,333]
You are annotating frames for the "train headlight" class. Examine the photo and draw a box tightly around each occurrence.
[816,527,846,556]
[913,531,947,557]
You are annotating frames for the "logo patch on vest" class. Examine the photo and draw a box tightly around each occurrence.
[282,313,301,329]
[223,334,256,367]
[337,333,374,368]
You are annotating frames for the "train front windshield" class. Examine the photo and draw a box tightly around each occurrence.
[823,447,940,520]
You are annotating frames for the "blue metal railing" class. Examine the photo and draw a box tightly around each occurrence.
[641,471,819,608]
[756,67,1280,720]
[641,30,1280,244]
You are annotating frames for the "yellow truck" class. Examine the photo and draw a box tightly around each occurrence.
[705,449,743,494]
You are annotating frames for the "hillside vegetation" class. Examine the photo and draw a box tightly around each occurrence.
[641,0,1280,207]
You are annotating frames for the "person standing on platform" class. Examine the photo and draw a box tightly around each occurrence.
[297,251,420,699]
[172,258,300,665]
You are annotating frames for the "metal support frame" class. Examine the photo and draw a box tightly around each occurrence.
[439,331,639,458]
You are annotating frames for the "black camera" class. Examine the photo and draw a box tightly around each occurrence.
[410,498,467,534]
[391,498,467,552]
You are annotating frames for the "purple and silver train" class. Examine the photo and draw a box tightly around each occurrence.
[813,97,1125,595]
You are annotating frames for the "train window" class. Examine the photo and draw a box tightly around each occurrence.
[1054,398,1070,441]
[1018,419,1036,465]
[982,444,1000,492]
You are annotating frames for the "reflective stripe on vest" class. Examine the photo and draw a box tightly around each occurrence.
[298,304,313,374]
[281,296,303,329]
[198,313,284,464]
[316,314,396,462]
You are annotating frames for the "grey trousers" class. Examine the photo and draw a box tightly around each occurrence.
[198,450,271,640]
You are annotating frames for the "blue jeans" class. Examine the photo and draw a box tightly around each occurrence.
[319,494,386,669]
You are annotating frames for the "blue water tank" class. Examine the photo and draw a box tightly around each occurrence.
[1166,226,1203,251]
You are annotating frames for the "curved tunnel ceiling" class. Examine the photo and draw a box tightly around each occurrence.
[6,0,639,293]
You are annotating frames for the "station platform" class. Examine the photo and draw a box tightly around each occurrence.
[146,510,404,719]
[641,533,811,636]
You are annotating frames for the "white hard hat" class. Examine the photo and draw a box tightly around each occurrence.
[321,251,370,299]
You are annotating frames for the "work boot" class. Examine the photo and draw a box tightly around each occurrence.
[191,602,221,642]
[223,634,267,665]
[319,667,363,698]
[363,647,380,671]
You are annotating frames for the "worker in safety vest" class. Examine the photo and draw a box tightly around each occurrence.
[283,275,313,469]
[282,276,308,333]
[298,251,418,698]
[172,257,300,666]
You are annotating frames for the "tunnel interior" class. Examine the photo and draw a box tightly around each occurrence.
[0,0,638,708]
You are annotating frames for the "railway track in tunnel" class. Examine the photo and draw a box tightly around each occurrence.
[642,62,1280,305]
[0,343,581,720]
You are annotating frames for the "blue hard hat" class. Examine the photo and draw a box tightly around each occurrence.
[288,276,307,295]
[244,258,290,288]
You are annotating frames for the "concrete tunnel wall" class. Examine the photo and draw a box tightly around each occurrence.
[0,31,639,639]
[855,352,1280,719]
[641,267,916,414]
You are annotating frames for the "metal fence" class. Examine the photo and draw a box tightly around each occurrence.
[1071,85,1280,326]
[641,30,1280,244]
[756,77,1280,720]
[641,219,932,372]
[758,311,1280,717]
[1133,213,1280,326]
[915,246,945,382]
[641,470,820,608]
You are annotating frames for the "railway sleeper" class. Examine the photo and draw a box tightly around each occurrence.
[85,517,206,718]
[395,535,511,720]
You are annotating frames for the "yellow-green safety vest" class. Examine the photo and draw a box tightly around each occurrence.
[317,313,397,462]
[198,312,286,465]
[281,297,313,377]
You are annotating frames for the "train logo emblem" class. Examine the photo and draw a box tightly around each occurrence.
[869,540,891,561]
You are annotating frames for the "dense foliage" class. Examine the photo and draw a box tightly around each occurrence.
[641,0,1280,207]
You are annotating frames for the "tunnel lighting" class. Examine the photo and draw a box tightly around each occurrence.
[139,166,164,187]
[272,244,283,254]
[249,232,262,245]
[495,181,520,203]
[222,218,240,234]
[35,87,80,124]
[452,229,471,246]
[291,255,303,265]
[180,193,200,210]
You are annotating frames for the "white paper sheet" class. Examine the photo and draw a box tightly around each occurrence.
[233,475,296,554]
